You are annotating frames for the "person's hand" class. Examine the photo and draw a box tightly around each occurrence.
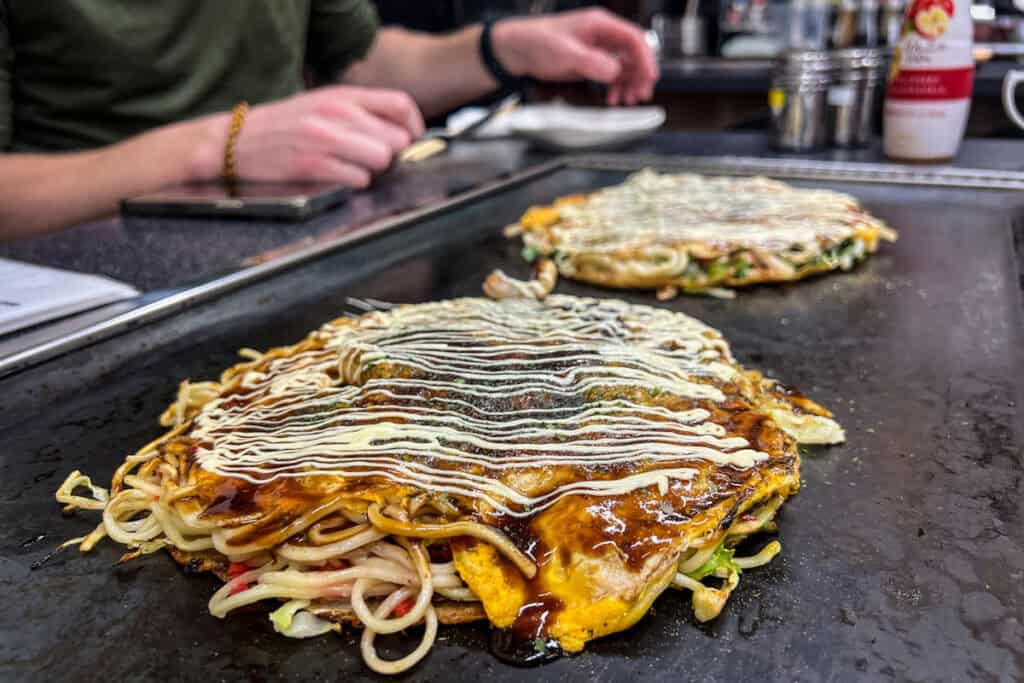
[223,86,425,188]
[490,8,658,106]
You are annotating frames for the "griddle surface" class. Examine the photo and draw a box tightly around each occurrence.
[1,168,1022,682]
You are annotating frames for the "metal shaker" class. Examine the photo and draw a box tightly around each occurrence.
[770,50,835,152]
[829,48,886,148]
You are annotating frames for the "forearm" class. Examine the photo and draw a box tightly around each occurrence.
[0,115,226,240]
[344,27,498,118]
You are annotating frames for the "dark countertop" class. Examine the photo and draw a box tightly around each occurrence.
[657,57,1022,97]
[5,129,1024,366]
[0,140,541,294]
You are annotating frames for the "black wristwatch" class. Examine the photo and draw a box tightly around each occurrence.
[479,20,532,93]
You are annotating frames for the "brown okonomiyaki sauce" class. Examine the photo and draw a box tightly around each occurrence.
[481,471,742,665]
[768,381,831,416]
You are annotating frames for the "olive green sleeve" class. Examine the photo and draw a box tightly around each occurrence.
[0,2,12,151]
[306,0,379,82]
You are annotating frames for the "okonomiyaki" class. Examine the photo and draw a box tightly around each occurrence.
[503,169,897,299]
[57,293,843,674]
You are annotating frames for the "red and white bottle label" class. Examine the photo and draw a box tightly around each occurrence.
[887,66,975,100]
[883,0,973,159]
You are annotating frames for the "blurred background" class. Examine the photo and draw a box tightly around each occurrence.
[372,0,1024,136]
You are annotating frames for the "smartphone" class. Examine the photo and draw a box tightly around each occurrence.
[121,181,352,221]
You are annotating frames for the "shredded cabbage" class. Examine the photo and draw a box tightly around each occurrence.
[134,539,168,556]
[56,471,109,507]
[735,540,781,570]
[269,600,336,638]
[687,545,741,580]
[116,539,168,563]
[692,569,740,622]
[677,540,783,622]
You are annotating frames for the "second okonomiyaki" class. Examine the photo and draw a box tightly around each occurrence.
[505,169,897,299]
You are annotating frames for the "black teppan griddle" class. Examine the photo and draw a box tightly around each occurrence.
[1,158,1022,682]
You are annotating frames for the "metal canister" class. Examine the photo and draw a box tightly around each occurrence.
[770,50,835,152]
[829,48,886,148]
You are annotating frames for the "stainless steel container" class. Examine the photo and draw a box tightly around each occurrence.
[829,48,886,148]
[770,51,835,152]
[651,14,706,58]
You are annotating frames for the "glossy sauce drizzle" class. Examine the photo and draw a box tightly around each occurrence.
[191,295,769,518]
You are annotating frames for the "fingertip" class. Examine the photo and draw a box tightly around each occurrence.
[411,117,425,139]
[397,128,413,150]
[605,56,624,83]
[643,44,659,76]
[373,148,394,173]
[362,89,424,137]
[409,114,426,140]
[578,46,621,84]
[351,168,371,189]
[398,94,425,138]
[402,109,425,140]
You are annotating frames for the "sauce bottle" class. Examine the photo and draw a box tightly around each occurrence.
[882,0,974,161]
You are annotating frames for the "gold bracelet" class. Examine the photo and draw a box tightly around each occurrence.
[222,101,249,183]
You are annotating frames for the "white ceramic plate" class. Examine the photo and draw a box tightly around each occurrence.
[444,103,666,151]
[509,104,666,151]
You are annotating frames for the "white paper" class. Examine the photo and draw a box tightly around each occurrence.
[0,258,139,336]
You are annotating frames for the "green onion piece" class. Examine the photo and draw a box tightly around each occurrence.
[706,260,729,281]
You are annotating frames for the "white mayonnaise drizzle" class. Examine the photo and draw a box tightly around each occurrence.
[193,295,768,517]
[548,170,875,254]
